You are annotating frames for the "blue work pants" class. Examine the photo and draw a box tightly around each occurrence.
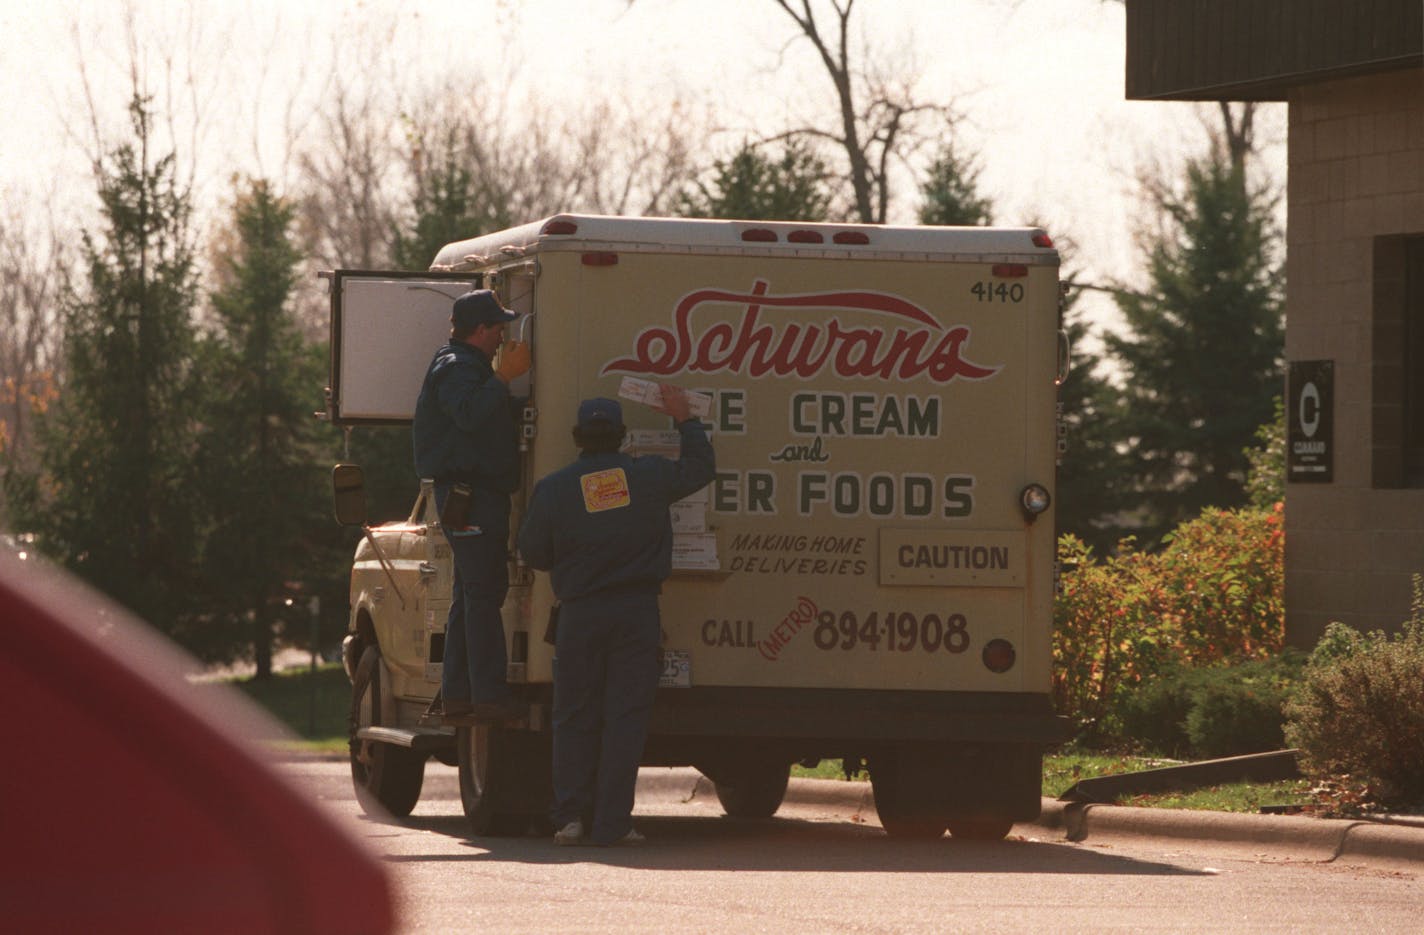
[435,483,511,705]
[550,590,661,845]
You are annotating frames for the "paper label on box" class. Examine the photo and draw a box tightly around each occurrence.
[671,531,720,569]
[622,429,682,456]
[617,376,712,418]
[670,501,706,533]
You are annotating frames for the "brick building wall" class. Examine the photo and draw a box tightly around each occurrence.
[1284,68,1424,645]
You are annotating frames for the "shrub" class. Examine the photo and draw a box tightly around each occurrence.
[1053,505,1285,741]
[1182,653,1303,758]
[1284,576,1424,807]
[1113,654,1304,758]
[1112,665,1202,756]
[1153,504,1285,663]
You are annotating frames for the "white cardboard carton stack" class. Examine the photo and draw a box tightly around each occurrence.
[621,426,719,571]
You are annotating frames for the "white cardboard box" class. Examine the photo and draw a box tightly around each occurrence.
[622,429,682,456]
[618,377,712,418]
[670,500,707,533]
[671,531,719,570]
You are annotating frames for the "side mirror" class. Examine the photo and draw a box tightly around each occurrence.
[332,464,368,527]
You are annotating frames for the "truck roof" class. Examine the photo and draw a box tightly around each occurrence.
[430,214,1058,271]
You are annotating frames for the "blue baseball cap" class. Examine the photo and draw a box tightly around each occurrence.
[451,289,517,329]
[576,397,624,431]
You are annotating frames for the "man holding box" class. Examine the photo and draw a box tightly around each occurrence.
[517,389,714,846]
[412,289,530,722]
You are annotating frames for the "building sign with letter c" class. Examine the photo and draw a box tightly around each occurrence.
[1288,360,1333,483]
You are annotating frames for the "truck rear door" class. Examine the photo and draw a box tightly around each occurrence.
[323,270,483,425]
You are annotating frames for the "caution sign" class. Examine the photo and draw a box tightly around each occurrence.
[1288,360,1333,483]
[580,467,631,512]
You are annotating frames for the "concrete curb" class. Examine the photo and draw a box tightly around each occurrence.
[1040,799,1424,871]
[634,768,1424,871]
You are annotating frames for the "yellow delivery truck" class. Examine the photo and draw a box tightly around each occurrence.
[326,214,1070,840]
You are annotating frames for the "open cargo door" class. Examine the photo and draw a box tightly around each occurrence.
[325,270,483,425]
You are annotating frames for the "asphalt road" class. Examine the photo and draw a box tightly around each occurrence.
[282,758,1423,934]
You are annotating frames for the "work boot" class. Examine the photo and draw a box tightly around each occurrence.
[553,820,585,846]
[601,829,645,847]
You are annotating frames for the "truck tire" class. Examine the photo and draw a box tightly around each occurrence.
[872,743,1037,842]
[868,752,947,840]
[349,644,425,818]
[457,725,552,837]
[712,762,791,819]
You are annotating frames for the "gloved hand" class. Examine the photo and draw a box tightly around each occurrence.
[494,341,531,383]
[656,383,693,423]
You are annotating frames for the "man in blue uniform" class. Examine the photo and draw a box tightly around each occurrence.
[517,391,715,846]
[413,289,530,722]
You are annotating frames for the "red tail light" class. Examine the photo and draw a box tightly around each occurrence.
[982,639,1017,673]
[1031,232,1053,248]
[741,228,777,242]
[833,231,870,245]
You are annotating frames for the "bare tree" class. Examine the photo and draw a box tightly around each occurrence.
[770,0,952,223]
[0,205,68,489]
[565,96,704,216]
[392,82,709,245]
[296,80,402,273]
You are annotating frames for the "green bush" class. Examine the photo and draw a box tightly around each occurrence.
[1284,577,1424,807]
[1183,654,1303,758]
[1113,666,1203,756]
[1113,654,1303,758]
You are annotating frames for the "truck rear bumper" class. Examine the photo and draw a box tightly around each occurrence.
[647,687,1071,746]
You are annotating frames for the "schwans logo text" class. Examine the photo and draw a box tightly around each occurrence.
[600,280,999,383]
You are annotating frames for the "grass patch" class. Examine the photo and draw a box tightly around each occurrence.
[1117,779,1314,812]
[791,759,867,781]
[211,662,351,750]
[793,752,1315,814]
[1042,751,1176,797]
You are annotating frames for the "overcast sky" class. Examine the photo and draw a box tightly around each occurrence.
[1,0,1287,330]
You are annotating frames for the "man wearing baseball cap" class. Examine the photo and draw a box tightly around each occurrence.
[413,289,531,722]
[517,389,715,846]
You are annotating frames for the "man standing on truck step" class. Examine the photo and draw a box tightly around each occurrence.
[413,289,531,722]
[517,392,714,846]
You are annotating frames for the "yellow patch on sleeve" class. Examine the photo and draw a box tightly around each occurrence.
[580,467,631,512]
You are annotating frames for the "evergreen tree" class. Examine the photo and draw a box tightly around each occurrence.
[194,179,328,674]
[1054,287,1134,556]
[678,140,831,221]
[917,142,994,226]
[1106,144,1284,543]
[8,95,202,632]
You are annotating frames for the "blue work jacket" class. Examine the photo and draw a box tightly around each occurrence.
[411,341,520,492]
[517,420,715,601]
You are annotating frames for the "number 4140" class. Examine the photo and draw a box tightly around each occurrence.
[970,282,1024,303]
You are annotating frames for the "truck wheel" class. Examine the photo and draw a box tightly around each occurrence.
[712,762,791,819]
[349,644,425,818]
[868,753,947,840]
[947,819,1015,841]
[457,725,551,837]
